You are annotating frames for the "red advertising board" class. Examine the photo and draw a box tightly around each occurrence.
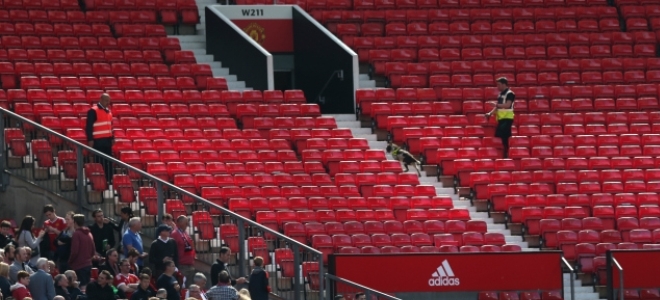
[610,250,660,289]
[217,6,294,53]
[330,252,563,293]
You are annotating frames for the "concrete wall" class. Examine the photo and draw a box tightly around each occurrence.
[0,175,78,224]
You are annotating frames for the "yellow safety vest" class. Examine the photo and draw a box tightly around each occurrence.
[496,89,515,121]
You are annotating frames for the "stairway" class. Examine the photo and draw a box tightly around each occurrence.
[169,0,250,91]
[326,113,605,300]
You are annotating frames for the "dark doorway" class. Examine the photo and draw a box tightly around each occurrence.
[274,71,293,91]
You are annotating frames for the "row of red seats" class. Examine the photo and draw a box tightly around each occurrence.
[315,6,619,23]
[478,291,565,300]
[83,0,199,25]
[509,122,660,136]
[0,36,180,51]
[349,32,660,50]
[114,126,353,141]
[117,148,301,163]
[2,89,306,105]
[483,181,660,201]
[621,5,660,19]
[235,103,322,121]
[301,0,609,11]
[1,62,208,79]
[113,138,295,152]
[258,209,465,228]
[0,23,166,37]
[367,45,657,67]
[510,134,660,148]
[422,70,660,89]
[0,10,163,24]
[336,244,521,254]
[109,115,337,130]
[335,19,623,38]
[379,59,660,80]
[0,0,80,9]
[2,49,190,63]
[502,145,660,159]
[18,76,221,91]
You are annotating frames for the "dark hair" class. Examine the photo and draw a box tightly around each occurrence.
[92,209,103,218]
[219,246,231,255]
[106,248,118,257]
[162,213,172,221]
[334,295,345,300]
[100,270,112,280]
[163,260,175,268]
[42,205,55,214]
[140,267,153,276]
[140,274,151,281]
[3,244,14,255]
[73,214,85,227]
[18,216,35,236]
[496,77,509,85]
[0,221,11,228]
[17,271,30,282]
[253,256,264,267]
[127,248,140,258]
[120,258,131,266]
[218,271,230,284]
[121,207,134,218]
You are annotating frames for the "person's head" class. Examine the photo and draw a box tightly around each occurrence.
[253,256,264,268]
[3,244,14,262]
[0,221,12,236]
[54,296,65,300]
[18,216,35,233]
[0,262,9,278]
[73,214,85,228]
[218,271,230,284]
[354,292,366,300]
[238,289,251,300]
[100,93,111,108]
[334,295,345,300]
[106,248,119,263]
[43,205,57,220]
[157,224,171,239]
[119,258,131,274]
[36,257,49,272]
[129,217,142,232]
[162,214,173,225]
[128,248,140,264]
[163,260,176,275]
[140,267,152,277]
[120,207,133,221]
[25,247,32,258]
[17,270,30,285]
[150,297,161,300]
[92,209,105,224]
[188,284,202,300]
[156,289,167,299]
[219,247,231,263]
[139,274,151,289]
[97,270,112,287]
[55,273,69,288]
[61,212,73,230]
[14,246,27,263]
[496,77,509,92]
[64,270,78,287]
[48,260,56,272]
[176,215,189,230]
[193,273,206,287]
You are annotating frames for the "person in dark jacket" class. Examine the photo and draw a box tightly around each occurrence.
[156,261,180,300]
[86,270,116,300]
[89,209,117,258]
[247,257,269,300]
[149,225,177,280]
[130,274,154,300]
[0,221,15,248]
[56,212,75,273]
[54,274,72,300]
[99,249,120,278]
[210,247,246,287]
[68,214,95,287]
[64,270,82,300]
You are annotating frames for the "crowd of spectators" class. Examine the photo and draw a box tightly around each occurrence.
[0,205,270,300]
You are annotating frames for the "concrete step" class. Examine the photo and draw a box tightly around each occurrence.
[227,81,247,89]
[171,35,205,43]
[212,67,231,76]
[180,42,206,49]
[359,74,370,80]
[190,49,208,55]
[194,54,216,63]
[196,0,218,4]
[359,80,377,88]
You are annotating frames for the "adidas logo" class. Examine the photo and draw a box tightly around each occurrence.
[428,260,461,287]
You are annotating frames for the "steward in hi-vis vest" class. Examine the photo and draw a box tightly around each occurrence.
[486,77,515,158]
[86,93,114,182]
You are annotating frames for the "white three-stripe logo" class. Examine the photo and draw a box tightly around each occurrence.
[431,260,454,277]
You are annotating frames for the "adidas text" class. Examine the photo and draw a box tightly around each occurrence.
[428,260,460,287]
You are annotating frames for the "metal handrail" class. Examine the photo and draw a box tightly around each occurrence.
[612,257,624,300]
[325,273,403,300]
[0,106,326,298]
[561,257,575,300]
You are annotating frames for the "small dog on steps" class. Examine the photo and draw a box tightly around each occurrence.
[386,142,422,176]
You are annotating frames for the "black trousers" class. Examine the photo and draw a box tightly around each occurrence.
[93,137,113,182]
[495,119,514,158]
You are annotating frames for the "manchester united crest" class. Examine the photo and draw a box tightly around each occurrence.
[243,22,266,44]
